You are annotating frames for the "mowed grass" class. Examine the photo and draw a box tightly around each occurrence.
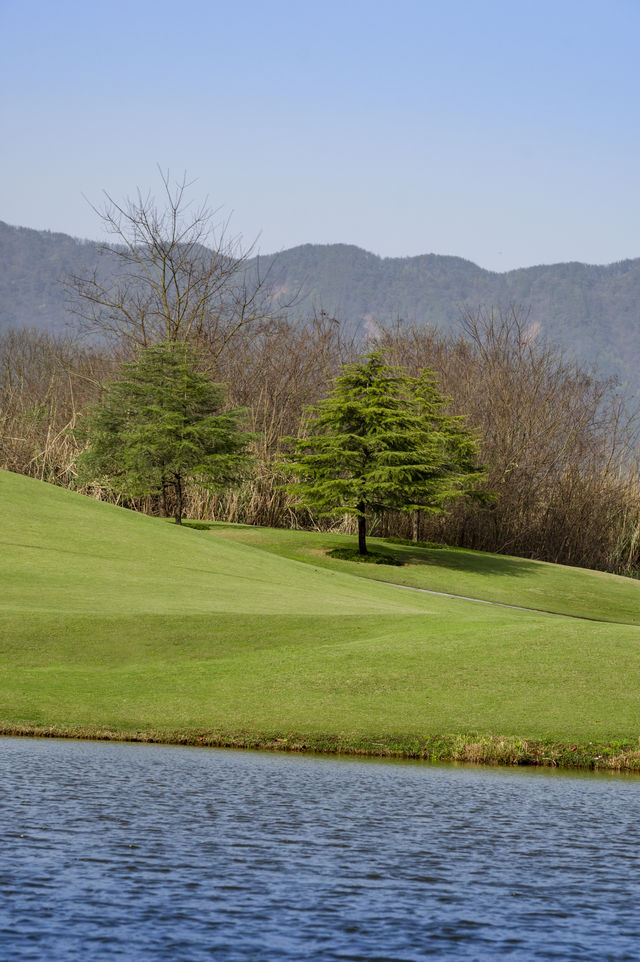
[205,524,640,625]
[2,469,640,761]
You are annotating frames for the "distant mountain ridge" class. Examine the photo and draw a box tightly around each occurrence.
[257,243,640,389]
[2,220,640,391]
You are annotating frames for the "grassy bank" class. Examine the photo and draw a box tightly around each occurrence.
[3,722,640,773]
[2,469,640,772]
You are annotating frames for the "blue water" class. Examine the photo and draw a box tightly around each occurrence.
[1,738,640,960]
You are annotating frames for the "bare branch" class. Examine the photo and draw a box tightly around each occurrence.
[65,170,296,352]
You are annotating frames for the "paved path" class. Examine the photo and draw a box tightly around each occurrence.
[384,581,606,622]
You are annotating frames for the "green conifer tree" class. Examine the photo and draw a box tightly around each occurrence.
[76,342,251,524]
[284,351,481,554]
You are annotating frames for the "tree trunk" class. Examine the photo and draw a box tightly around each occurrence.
[412,509,422,543]
[174,474,183,525]
[161,475,169,518]
[357,502,367,555]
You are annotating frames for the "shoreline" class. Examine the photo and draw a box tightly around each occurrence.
[3,723,640,774]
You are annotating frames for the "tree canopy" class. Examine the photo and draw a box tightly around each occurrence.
[284,350,482,554]
[76,341,252,523]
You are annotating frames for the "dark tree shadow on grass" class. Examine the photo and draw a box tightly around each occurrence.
[374,539,541,578]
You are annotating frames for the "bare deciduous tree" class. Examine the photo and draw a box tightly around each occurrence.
[66,169,292,355]
[0,328,112,483]
[199,312,362,529]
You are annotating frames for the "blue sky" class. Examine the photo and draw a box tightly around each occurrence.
[1,0,639,271]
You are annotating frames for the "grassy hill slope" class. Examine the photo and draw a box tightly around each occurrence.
[2,470,640,768]
[205,524,640,626]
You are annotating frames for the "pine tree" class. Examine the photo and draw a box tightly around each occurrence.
[76,342,251,524]
[284,351,481,554]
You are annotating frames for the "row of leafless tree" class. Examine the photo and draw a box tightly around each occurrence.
[2,305,639,574]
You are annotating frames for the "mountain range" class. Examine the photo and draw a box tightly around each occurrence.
[2,219,639,392]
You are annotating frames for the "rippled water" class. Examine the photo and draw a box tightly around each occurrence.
[1,738,640,960]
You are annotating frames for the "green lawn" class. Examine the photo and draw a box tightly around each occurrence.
[205,523,640,625]
[2,469,640,768]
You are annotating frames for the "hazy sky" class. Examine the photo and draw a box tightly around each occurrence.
[2,0,639,271]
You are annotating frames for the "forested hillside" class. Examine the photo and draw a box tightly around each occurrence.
[257,244,640,388]
[0,221,118,335]
[2,219,640,387]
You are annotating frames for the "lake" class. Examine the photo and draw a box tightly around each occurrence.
[1,737,639,960]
